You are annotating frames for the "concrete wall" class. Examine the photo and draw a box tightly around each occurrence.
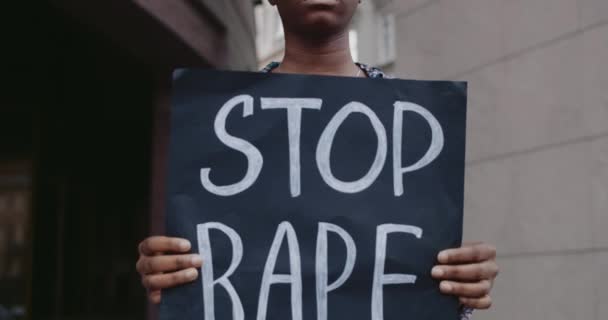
[358,0,608,319]
[52,0,258,69]
[202,0,259,70]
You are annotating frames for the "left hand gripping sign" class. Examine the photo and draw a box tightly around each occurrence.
[161,69,468,320]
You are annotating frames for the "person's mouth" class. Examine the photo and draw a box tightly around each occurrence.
[301,0,340,7]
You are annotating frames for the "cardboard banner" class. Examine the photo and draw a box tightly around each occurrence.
[161,69,467,320]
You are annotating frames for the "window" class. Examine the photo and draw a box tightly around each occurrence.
[377,14,396,66]
[349,29,359,62]
[273,14,284,44]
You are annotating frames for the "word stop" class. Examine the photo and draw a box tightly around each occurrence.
[200,96,444,198]
[197,221,423,320]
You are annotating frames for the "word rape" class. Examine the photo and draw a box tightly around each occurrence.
[200,95,445,197]
[197,221,424,320]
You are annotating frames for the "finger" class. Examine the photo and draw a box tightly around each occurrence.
[139,236,191,256]
[149,290,162,304]
[439,280,492,298]
[142,268,199,290]
[431,260,499,281]
[137,254,203,274]
[438,243,496,264]
[459,295,493,309]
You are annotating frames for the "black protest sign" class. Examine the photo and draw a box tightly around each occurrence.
[161,69,467,320]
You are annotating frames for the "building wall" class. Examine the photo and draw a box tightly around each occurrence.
[201,0,259,70]
[358,1,608,319]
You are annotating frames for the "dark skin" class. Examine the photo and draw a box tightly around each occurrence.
[137,0,498,310]
[270,0,362,77]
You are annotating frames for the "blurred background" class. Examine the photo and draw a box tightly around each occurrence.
[1,0,606,319]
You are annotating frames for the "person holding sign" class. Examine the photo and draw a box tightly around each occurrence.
[136,1,498,319]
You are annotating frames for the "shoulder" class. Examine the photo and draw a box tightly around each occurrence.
[261,61,280,73]
[355,62,393,79]
[261,61,394,79]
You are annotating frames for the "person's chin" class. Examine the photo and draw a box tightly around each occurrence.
[288,1,349,35]
[298,15,343,35]
[302,8,346,27]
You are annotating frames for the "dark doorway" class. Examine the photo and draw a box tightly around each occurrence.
[3,2,161,319]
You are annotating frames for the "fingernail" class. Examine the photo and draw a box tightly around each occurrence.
[186,269,198,279]
[179,240,191,251]
[191,255,203,266]
[440,281,453,292]
[431,267,444,277]
[438,251,449,263]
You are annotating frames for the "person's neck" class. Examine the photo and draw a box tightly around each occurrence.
[274,29,362,77]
